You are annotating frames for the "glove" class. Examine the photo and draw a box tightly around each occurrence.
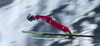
[52,17,56,21]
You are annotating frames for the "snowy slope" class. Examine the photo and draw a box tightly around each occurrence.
[0,0,100,46]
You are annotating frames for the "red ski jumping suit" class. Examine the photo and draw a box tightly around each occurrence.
[35,15,72,38]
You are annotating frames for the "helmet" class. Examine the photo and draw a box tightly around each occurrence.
[27,14,35,21]
[27,14,32,20]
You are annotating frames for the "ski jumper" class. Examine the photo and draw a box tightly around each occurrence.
[35,15,72,38]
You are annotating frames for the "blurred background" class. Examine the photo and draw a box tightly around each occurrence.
[0,0,100,46]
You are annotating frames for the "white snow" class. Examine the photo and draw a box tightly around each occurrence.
[0,0,100,46]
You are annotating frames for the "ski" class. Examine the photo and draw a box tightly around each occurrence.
[31,37,90,41]
[22,31,93,37]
